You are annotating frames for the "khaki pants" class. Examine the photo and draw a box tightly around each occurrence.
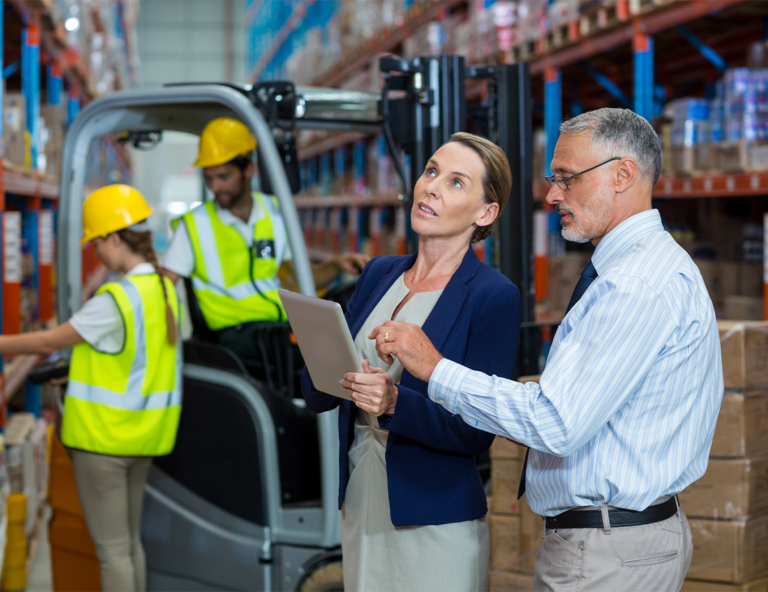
[534,503,692,592]
[70,449,153,592]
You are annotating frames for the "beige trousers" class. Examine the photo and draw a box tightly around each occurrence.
[70,449,153,592]
[534,503,692,592]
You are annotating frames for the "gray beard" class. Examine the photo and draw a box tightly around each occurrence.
[562,225,592,243]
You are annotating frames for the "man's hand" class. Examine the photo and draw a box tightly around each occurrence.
[332,253,370,275]
[341,360,398,416]
[368,321,443,383]
[304,252,371,290]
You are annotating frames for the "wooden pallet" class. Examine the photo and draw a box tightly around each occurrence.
[629,0,678,16]
[579,0,630,38]
[540,20,580,54]
[510,37,538,63]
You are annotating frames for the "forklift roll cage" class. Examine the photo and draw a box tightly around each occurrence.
[56,57,534,591]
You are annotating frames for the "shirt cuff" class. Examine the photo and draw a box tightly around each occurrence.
[428,358,472,414]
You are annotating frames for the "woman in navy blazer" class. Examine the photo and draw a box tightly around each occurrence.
[302,133,521,592]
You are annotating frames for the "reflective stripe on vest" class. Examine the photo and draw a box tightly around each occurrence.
[176,192,286,330]
[66,381,182,411]
[62,274,182,457]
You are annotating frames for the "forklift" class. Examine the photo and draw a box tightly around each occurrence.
[50,56,535,591]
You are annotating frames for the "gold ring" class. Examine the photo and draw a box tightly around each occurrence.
[384,333,390,343]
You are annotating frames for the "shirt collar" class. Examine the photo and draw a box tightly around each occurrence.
[591,209,664,275]
[125,262,156,277]
[214,192,264,227]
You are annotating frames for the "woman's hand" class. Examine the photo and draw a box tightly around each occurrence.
[368,321,443,383]
[341,360,398,417]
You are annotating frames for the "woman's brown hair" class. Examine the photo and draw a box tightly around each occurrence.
[116,229,178,346]
[445,132,513,243]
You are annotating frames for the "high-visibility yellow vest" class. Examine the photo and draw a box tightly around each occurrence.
[172,192,287,331]
[62,273,182,457]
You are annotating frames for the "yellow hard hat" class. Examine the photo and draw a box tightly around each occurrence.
[81,184,154,245]
[194,117,257,168]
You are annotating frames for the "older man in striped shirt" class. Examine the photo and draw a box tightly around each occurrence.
[369,108,723,591]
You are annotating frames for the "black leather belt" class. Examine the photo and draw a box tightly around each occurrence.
[545,497,678,530]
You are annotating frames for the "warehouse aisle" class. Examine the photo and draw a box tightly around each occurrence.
[27,505,52,592]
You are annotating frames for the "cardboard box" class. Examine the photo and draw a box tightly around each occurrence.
[682,579,768,591]
[688,516,768,584]
[492,459,523,515]
[679,457,768,519]
[726,297,765,322]
[3,93,27,166]
[711,391,768,458]
[491,437,523,460]
[518,497,541,574]
[696,259,723,303]
[718,140,768,173]
[739,263,765,298]
[489,514,521,571]
[719,322,768,389]
[547,253,591,316]
[672,145,696,175]
[41,104,64,178]
[695,143,719,173]
[488,570,535,592]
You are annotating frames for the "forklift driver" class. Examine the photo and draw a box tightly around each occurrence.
[162,117,369,362]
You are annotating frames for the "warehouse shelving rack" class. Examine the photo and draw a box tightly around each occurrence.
[248,0,768,331]
[523,0,768,322]
[0,0,135,424]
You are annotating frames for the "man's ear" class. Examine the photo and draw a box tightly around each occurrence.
[615,157,639,193]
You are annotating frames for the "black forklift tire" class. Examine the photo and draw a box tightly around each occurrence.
[299,561,344,592]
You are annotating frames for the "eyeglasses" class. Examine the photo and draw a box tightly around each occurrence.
[544,157,622,190]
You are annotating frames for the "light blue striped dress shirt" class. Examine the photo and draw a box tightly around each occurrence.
[429,209,724,517]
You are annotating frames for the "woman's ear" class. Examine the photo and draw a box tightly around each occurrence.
[475,202,499,230]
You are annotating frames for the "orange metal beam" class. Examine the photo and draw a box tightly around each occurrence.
[529,0,748,75]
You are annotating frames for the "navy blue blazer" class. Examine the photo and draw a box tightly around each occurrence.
[301,248,521,527]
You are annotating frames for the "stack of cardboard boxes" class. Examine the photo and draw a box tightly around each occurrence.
[488,377,542,592]
[681,321,768,591]
[2,92,64,178]
[2,93,29,168]
[546,252,591,317]
[40,104,65,179]
[695,260,765,321]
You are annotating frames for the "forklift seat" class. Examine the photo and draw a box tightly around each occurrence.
[154,338,321,524]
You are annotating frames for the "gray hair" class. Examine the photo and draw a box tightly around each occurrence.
[559,108,662,190]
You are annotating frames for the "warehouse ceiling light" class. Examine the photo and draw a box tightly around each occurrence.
[65,17,80,31]
[166,202,188,215]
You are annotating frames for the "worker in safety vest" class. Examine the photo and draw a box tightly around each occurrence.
[0,184,182,592]
[162,117,368,360]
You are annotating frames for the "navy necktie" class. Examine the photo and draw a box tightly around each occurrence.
[517,259,598,499]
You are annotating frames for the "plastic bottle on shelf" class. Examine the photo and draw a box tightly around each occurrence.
[369,207,382,257]
[348,206,360,253]
[315,209,328,251]
[395,207,406,256]
[330,208,343,254]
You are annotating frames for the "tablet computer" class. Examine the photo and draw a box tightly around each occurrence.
[279,289,362,400]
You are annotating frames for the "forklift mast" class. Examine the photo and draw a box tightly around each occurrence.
[378,56,535,376]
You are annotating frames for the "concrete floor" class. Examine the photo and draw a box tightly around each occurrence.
[27,505,53,592]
